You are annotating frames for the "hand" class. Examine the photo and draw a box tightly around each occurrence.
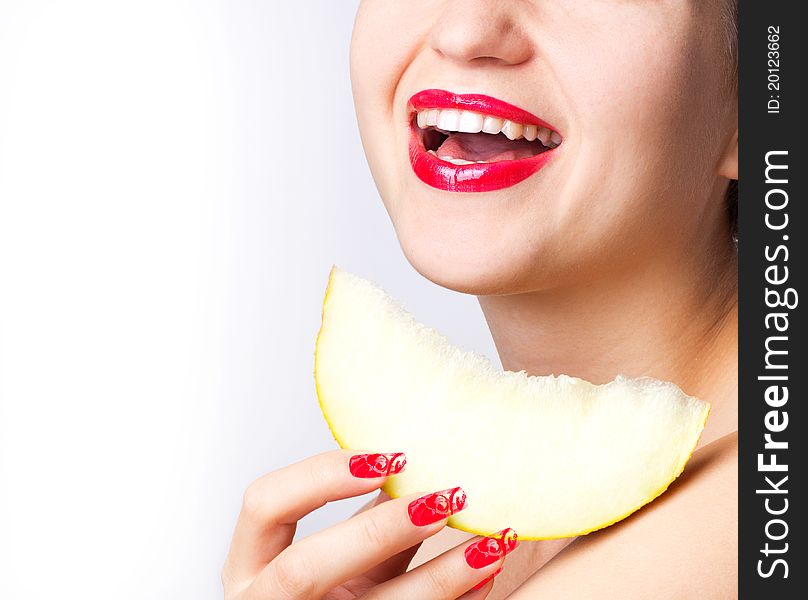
[221,449,518,599]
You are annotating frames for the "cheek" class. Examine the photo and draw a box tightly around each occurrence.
[549,15,720,243]
[351,1,416,113]
[351,2,432,203]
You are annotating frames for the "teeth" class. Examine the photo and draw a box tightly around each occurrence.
[416,111,428,129]
[440,156,475,165]
[501,120,523,141]
[415,108,562,147]
[428,148,488,164]
[457,111,484,133]
[436,109,460,131]
[536,127,552,146]
[481,116,504,134]
[429,151,477,166]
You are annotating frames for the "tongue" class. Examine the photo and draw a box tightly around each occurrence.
[436,132,543,162]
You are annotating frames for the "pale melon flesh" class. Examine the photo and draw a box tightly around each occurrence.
[314,267,710,540]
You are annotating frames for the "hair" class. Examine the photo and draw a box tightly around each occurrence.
[723,0,739,87]
[724,0,738,242]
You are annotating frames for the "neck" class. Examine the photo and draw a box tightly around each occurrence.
[477,233,737,447]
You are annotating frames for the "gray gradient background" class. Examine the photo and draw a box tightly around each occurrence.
[0,2,499,598]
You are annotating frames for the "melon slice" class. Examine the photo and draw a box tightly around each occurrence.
[314,266,710,540]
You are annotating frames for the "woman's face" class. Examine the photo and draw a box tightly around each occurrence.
[350,0,737,294]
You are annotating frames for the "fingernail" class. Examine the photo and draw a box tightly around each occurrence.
[349,453,406,478]
[407,486,466,526]
[465,527,518,569]
[472,567,502,590]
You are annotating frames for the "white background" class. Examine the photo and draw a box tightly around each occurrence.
[0,2,498,598]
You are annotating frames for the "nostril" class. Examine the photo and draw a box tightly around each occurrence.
[427,3,533,66]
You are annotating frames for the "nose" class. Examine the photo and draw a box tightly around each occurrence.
[428,0,534,67]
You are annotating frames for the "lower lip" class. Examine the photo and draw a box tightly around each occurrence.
[408,126,557,193]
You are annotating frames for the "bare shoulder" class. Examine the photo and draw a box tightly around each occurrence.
[504,432,738,600]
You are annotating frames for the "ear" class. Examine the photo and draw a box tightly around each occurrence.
[717,128,738,180]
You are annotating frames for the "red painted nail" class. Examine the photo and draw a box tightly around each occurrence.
[407,486,466,526]
[349,453,406,478]
[465,527,518,569]
[472,567,503,590]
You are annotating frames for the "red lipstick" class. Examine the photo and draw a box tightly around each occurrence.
[407,89,560,193]
[410,89,556,130]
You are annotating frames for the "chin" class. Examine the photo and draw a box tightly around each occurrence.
[387,187,572,295]
[395,231,542,296]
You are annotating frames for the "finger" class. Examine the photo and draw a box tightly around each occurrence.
[224,449,406,586]
[353,490,393,517]
[350,489,425,582]
[352,490,423,583]
[245,487,468,600]
[456,578,495,599]
[361,527,518,600]
[361,540,422,585]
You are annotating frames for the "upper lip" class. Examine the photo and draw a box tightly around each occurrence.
[408,88,560,134]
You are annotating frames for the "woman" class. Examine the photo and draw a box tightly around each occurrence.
[222,1,739,597]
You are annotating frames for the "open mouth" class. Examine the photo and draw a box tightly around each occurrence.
[408,89,562,193]
[416,109,561,164]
